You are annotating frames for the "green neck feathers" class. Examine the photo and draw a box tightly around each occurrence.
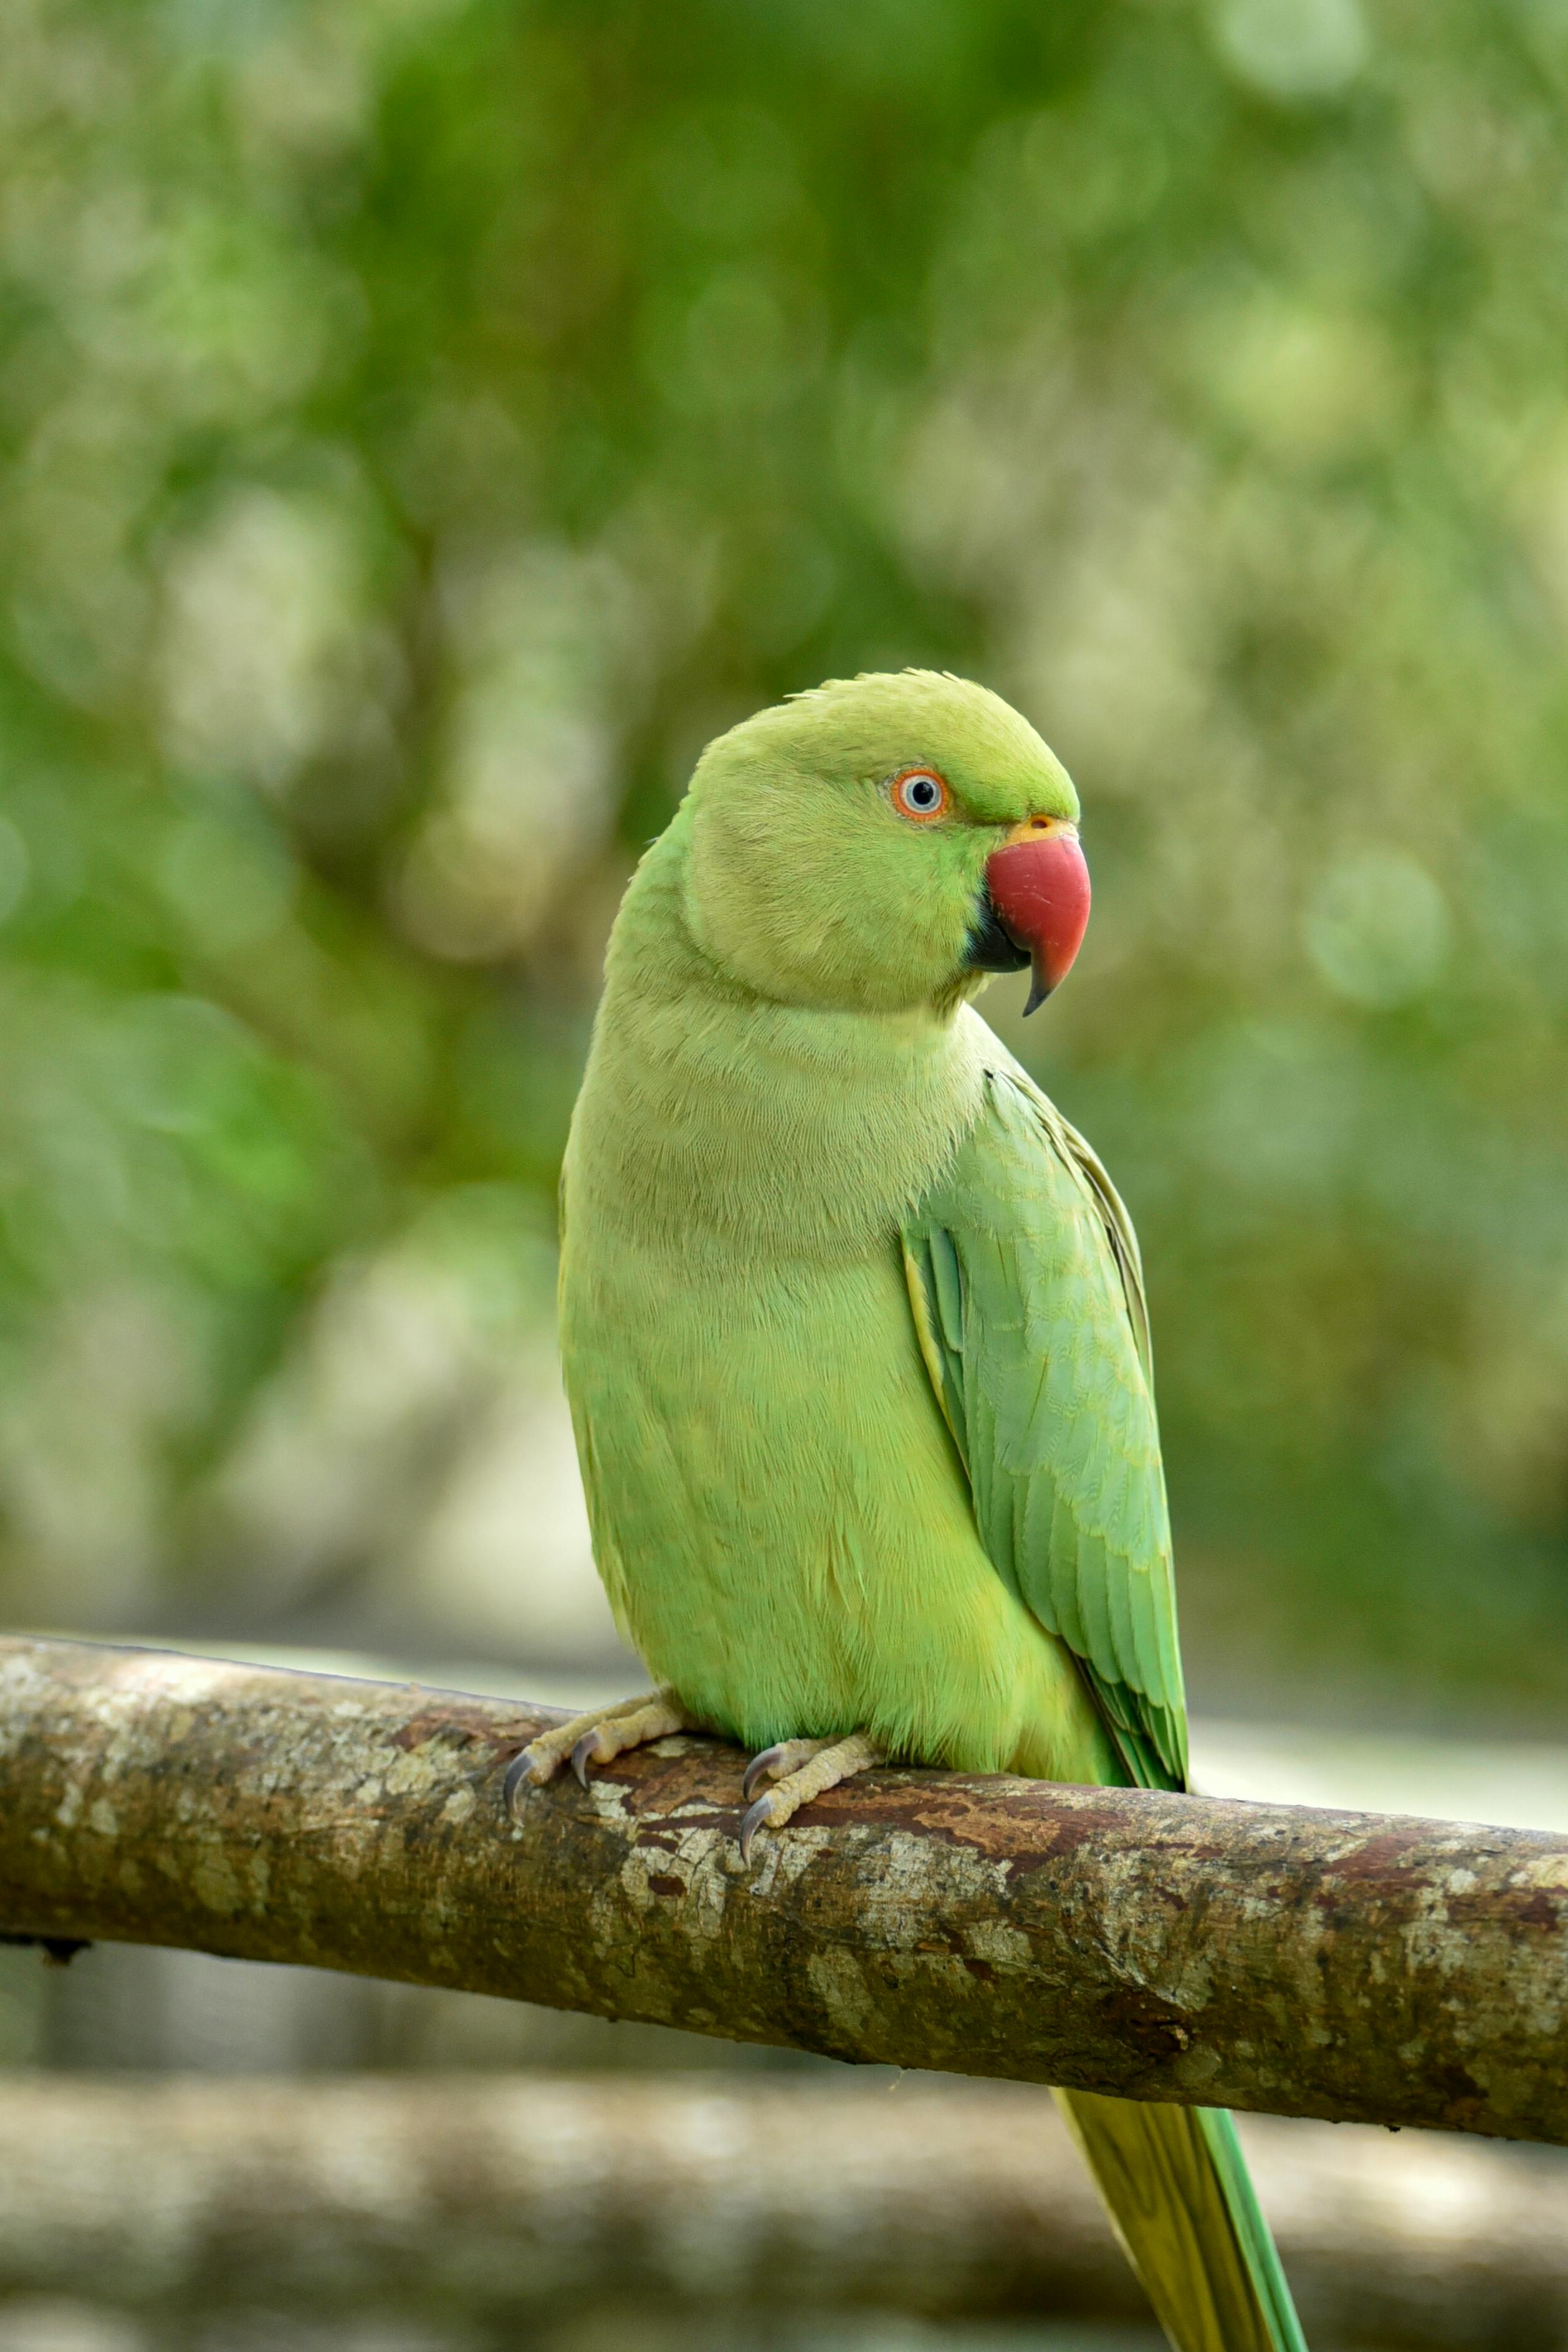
[570,809,989,1263]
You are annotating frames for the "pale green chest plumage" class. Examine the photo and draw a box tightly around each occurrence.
[559,816,1115,1780]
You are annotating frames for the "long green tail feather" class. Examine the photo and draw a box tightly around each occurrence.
[1055,2091,1308,2352]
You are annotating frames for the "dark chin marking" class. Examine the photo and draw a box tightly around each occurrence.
[962,884,1030,976]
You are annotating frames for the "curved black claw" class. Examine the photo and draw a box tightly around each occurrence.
[572,1731,601,1789]
[503,1751,536,1826]
[738,1790,776,1866]
[742,1742,792,1803]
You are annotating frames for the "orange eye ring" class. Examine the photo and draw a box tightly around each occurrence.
[890,766,951,823]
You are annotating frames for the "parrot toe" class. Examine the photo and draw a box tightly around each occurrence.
[741,1736,834,1801]
[505,1687,694,1823]
[735,1730,886,1865]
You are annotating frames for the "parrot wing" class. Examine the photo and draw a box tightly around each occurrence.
[902,1062,1187,1792]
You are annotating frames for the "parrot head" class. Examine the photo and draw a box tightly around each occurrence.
[682,669,1089,1019]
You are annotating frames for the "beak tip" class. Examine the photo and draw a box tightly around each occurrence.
[1022,974,1050,1017]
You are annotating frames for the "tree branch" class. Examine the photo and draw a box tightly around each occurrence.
[1,1635,1564,2142]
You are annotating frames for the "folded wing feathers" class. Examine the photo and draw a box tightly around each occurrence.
[902,1068,1187,1793]
[1047,1485,1089,1656]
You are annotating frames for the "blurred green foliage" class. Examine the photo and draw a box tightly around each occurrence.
[3,0,1568,1717]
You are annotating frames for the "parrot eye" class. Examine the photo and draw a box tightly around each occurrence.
[890,768,951,823]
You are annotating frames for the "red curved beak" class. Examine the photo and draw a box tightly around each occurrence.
[984,828,1091,1015]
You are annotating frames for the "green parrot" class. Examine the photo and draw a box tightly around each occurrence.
[517,670,1308,2352]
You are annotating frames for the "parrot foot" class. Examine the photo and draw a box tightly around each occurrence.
[741,1736,836,1801]
[738,1731,885,1865]
[505,1687,692,1821]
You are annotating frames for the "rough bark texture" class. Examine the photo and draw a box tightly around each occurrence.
[1,2075,1565,2349]
[1,1636,1565,2141]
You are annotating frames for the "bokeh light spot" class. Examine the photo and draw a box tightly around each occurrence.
[1213,0,1369,100]
[1302,848,1452,1008]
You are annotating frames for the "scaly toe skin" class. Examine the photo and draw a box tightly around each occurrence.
[503,1690,699,1825]
[733,1730,885,1864]
[739,1790,778,1865]
[742,1736,831,1801]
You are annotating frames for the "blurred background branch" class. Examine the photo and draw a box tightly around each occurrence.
[4,2074,1568,2352]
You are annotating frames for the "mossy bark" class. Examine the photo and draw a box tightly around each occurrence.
[1,1636,1565,2141]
